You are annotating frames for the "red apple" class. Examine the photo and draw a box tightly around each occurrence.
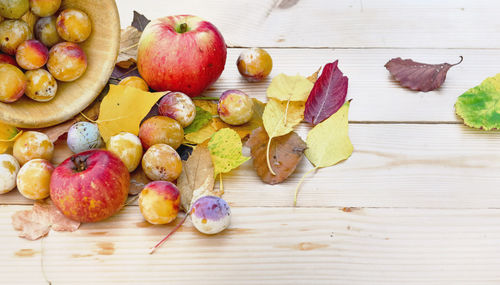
[50,150,130,223]
[137,15,227,97]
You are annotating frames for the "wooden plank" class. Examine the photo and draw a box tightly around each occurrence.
[3,123,500,209]
[118,0,500,49]
[3,205,500,284]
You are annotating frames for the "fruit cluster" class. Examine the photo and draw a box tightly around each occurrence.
[0,0,91,103]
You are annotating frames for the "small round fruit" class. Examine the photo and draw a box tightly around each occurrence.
[17,158,54,200]
[236,48,272,82]
[47,42,87,81]
[0,19,32,55]
[0,154,20,194]
[35,16,61,47]
[0,52,16,65]
[141,144,182,182]
[0,0,29,19]
[15,39,48,70]
[158,91,196,128]
[67,122,103,154]
[56,8,91,43]
[29,0,60,17]
[191,196,231,235]
[139,181,180,225]
[218,89,254,125]
[107,132,142,172]
[25,69,57,101]
[138,116,184,150]
[0,63,26,103]
[118,76,148,91]
[13,131,53,165]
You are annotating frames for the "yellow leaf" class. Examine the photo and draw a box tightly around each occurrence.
[263,98,304,138]
[97,84,165,142]
[184,124,216,144]
[267,73,314,102]
[305,101,353,168]
[0,122,22,154]
[211,98,266,139]
[193,100,218,115]
[208,128,249,176]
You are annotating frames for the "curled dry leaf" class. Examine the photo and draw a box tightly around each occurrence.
[12,199,80,241]
[131,11,151,32]
[177,145,217,212]
[116,26,141,69]
[385,56,463,92]
[246,127,306,185]
[304,60,348,126]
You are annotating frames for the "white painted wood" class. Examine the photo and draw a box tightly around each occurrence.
[118,0,500,49]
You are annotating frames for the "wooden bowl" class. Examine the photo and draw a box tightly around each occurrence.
[0,0,120,128]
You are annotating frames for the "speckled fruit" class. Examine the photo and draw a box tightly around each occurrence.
[56,8,91,43]
[25,68,57,101]
[107,132,143,172]
[138,116,184,150]
[237,48,273,82]
[13,131,53,165]
[118,76,149,91]
[141,144,182,182]
[67,122,103,154]
[0,0,29,19]
[29,0,60,17]
[35,16,61,47]
[0,154,20,194]
[17,158,54,200]
[139,181,180,225]
[15,39,48,69]
[0,63,26,103]
[0,52,16,65]
[158,91,196,128]
[218,89,254,125]
[191,196,231,235]
[0,19,32,55]
[47,42,87,81]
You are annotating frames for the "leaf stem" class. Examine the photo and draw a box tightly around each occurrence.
[219,173,224,193]
[452,56,464,66]
[119,43,139,54]
[266,137,277,176]
[293,167,318,206]
[149,213,190,254]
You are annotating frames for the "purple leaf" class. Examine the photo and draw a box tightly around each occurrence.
[385,56,463,92]
[132,11,150,32]
[304,60,348,125]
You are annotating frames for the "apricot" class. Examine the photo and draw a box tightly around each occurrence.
[139,181,180,225]
[25,69,57,101]
[16,39,48,69]
[0,52,16,65]
[0,0,29,19]
[138,116,184,150]
[0,19,32,55]
[29,0,60,17]
[13,131,54,165]
[0,63,26,103]
[17,158,54,200]
[107,132,143,172]
[35,16,61,47]
[141,144,182,182]
[218,89,253,125]
[118,76,149,91]
[237,48,273,82]
[158,91,196,128]
[0,154,20,194]
[47,42,87,81]
[56,8,91,43]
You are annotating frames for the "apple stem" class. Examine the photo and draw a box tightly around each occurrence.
[149,212,190,254]
[178,23,188,33]
[70,155,88,173]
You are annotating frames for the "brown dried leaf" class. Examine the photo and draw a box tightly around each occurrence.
[131,11,151,32]
[177,145,216,212]
[246,127,307,184]
[12,199,80,241]
[129,166,151,195]
[307,67,322,83]
[117,26,141,69]
[385,56,463,92]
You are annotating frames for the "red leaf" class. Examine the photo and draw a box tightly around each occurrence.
[385,56,463,92]
[304,60,348,125]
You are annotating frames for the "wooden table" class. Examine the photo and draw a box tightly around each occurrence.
[3,0,500,283]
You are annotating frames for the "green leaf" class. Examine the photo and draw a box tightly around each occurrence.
[455,73,500,130]
[208,128,250,176]
[184,107,213,134]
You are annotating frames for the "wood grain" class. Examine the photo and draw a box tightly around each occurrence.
[3,205,500,284]
[0,0,120,128]
[118,0,500,49]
